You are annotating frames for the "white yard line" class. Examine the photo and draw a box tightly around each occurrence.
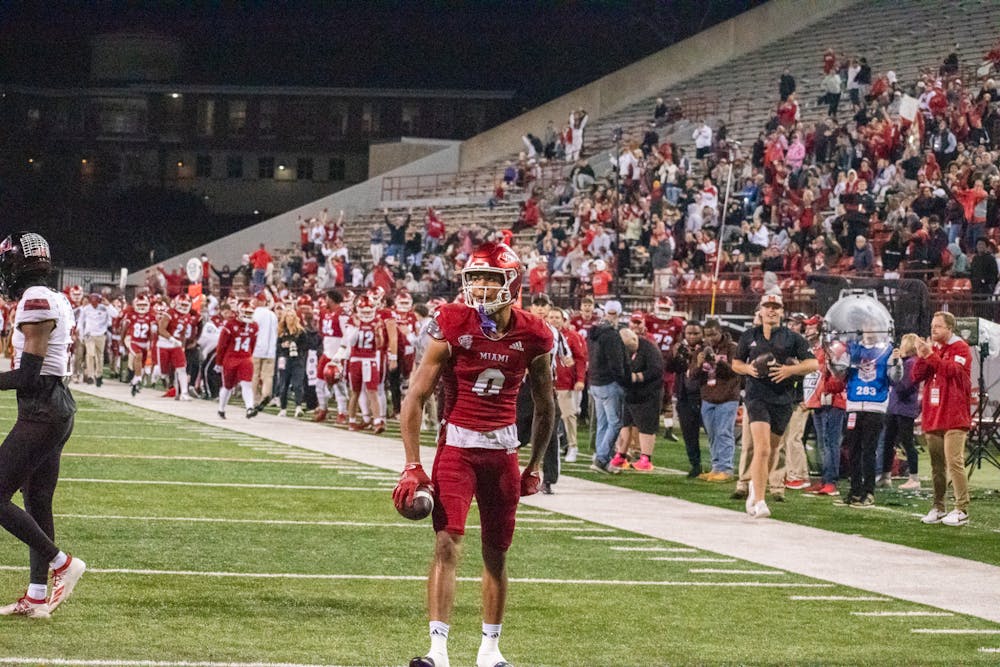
[572,536,655,542]
[0,565,834,587]
[64,453,326,466]
[60,479,390,492]
[0,659,361,667]
[649,557,737,563]
[52,513,614,533]
[611,546,698,552]
[910,629,1000,635]
[790,595,890,601]
[690,568,784,575]
[851,611,954,617]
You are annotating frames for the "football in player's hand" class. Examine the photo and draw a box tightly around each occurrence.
[397,485,434,521]
[753,353,776,379]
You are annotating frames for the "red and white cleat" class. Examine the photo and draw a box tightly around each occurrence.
[336,413,348,425]
[48,555,86,613]
[372,421,386,435]
[0,594,50,619]
[312,409,328,423]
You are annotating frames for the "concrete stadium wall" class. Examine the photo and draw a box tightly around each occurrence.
[458,0,862,171]
[127,143,461,285]
[368,138,458,179]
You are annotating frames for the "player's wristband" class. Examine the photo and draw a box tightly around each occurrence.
[403,462,423,470]
[388,353,398,361]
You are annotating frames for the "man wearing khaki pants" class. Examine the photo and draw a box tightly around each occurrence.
[913,311,973,527]
[77,293,118,387]
[251,292,278,407]
[548,309,587,463]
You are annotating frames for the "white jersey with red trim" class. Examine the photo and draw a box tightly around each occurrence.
[12,286,74,377]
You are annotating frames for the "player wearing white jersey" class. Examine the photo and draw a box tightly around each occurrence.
[0,232,86,619]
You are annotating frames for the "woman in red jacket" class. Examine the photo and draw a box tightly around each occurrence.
[912,311,973,526]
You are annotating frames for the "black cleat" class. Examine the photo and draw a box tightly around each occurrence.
[246,407,258,419]
[663,426,678,442]
[95,376,102,387]
[409,659,436,667]
[218,411,226,420]
[131,383,140,397]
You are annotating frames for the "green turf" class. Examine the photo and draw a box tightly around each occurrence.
[0,392,996,666]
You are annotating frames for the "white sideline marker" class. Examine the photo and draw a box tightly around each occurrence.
[851,611,953,617]
[980,648,1000,653]
[790,595,890,601]
[649,557,737,563]
[60,478,389,492]
[0,658,360,667]
[611,546,698,553]
[690,568,784,575]
[911,629,1000,635]
[573,536,655,542]
[0,565,834,587]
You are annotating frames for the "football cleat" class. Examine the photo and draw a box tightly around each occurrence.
[312,409,328,422]
[48,556,86,613]
[246,407,258,419]
[0,594,50,619]
[373,421,386,435]
[131,383,140,397]
[218,411,226,420]
[336,413,348,425]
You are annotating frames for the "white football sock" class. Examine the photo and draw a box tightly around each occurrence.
[240,381,255,410]
[218,387,233,412]
[477,621,505,667]
[428,620,449,666]
[27,583,47,600]
[49,552,68,571]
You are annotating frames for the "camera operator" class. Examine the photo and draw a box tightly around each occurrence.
[665,322,706,477]
[913,311,972,526]
[833,323,893,508]
[694,319,740,481]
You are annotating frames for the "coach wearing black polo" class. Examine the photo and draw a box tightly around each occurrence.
[732,293,817,519]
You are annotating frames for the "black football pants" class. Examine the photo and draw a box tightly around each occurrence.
[0,416,74,584]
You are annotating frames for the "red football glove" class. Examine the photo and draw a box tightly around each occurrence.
[392,463,433,511]
[520,468,541,497]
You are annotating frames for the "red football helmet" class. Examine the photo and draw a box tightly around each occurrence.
[67,285,83,305]
[355,295,376,322]
[237,300,255,323]
[460,242,522,314]
[395,290,413,312]
[323,360,343,385]
[342,289,356,315]
[367,286,386,309]
[653,296,675,320]
[174,294,192,315]
[133,295,150,314]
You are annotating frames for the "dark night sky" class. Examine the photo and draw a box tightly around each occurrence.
[0,1,761,107]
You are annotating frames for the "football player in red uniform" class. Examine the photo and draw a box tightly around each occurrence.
[645,296,686,441]
[395,242,555,667]
[156,294,194,401]
[388,290,418,419]
[335,295,388,433]
[121,294,158,396]
[317,290,349,423]
[215,301,259,419]
[569,295,600,340]
[364,286,398,427]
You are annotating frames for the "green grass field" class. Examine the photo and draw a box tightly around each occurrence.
[0,392,998,666]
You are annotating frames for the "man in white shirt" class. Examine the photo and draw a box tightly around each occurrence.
[250,293,278,406]
[693,121,713,160]
[77,293,118,387]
